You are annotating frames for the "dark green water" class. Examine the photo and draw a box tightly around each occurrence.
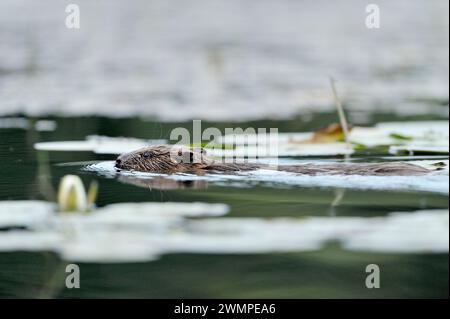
[0,113,448,298]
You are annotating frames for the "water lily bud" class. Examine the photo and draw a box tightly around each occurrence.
[58,175,88,212]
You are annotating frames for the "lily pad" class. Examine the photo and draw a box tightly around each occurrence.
[0,200,447,262]
[0,201,229,262]
[33,121,449,157]
[35,135,166,154]
[215,121,449,156]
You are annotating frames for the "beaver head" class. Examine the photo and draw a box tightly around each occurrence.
[115,145,215,173]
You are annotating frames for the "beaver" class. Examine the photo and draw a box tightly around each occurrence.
[114,145,432,176]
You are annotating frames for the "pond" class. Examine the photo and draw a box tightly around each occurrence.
[0,0,448,300]
[0,113,448,298]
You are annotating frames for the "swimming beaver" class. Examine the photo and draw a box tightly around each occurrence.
[115,145,432,176]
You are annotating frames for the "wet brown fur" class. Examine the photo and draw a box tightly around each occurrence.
[115,145,431,176]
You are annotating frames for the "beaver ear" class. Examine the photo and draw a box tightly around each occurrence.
[174,149,194,164]
[170,146,208,165]
[184,149,209,164]
[187,151,194,163]
[190,146,207,155]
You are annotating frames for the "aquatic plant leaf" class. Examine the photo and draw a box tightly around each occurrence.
[297,123,350,143]
[216,121,449,155]
[34,136,167,154]
[389,133,414,141]
[0,201,55,228]
[87,180,99,211]
[0,200,447,262]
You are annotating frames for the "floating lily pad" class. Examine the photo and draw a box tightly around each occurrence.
[0,201,55,228]
[215,121,449,156]
[0,200,447,262]
[208,143,353,157]
[0,201,229,262]
[351,121,449,153]
[182,210,449,254]
[35,135,166,154]
[32,121,449,157]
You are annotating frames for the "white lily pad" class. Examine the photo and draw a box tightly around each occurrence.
[376,121,449,139]
[0,201,56,228]
[0,199,447,262]
[351,121,449,152]
[181,210,449,254]
[209,143,353,157]
[342,210,449,253]
[34,135,166,154]
[216,121,449,155]
[32,121,448,157]
[0,201,228,229]
[0,201,230,262]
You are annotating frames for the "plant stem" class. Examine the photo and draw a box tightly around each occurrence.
[329,77,351,150]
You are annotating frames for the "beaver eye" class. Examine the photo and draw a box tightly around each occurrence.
[142,152,151,158]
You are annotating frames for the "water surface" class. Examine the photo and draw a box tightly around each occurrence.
[0,115,448,298]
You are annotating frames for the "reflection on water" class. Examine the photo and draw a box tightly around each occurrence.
[118,175,209,190]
